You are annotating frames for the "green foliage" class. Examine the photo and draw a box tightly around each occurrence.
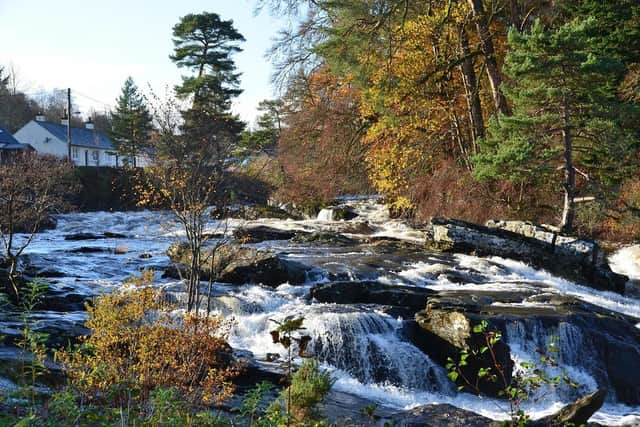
[236,381,276,426]
[171,11,244,119]
[239,99,285,154]
[110,77,153,167]
[474,17,639,229]
[447,321,579,426]
[286,359,333,418]
[56,281,237,411]
[16,280,49,411]
[267,317,333,426]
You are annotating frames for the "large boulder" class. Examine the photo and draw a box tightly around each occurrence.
[427,217,628,293]
[412,297,514,397]
[409,291,640,405]
[166,242,310,287]
[312,281,435,312]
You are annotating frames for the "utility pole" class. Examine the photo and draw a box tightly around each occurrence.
[67,88,72,162]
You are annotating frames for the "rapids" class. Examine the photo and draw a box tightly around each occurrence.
[1,198,639,425]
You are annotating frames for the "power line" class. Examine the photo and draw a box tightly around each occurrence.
[73,90,114,110]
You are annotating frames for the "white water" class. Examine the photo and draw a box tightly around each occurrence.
[3,198,639,425]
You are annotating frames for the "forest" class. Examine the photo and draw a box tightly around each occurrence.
[243,0,640,239]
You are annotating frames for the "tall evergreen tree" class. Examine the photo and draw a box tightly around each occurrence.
[474,18,637,232]
[143,12,246,312]
[240,99,285,153]
[170,11,245,160]
[111,77,152,167]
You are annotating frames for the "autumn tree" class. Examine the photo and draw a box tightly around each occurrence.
[0,154,76,301]
[277,69,371,202]
[111,77,153,167]
[474,19,637,232]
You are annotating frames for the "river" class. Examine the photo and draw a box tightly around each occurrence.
[1,198,639,425]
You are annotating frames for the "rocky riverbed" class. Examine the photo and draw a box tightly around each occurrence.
[1,198,639,425]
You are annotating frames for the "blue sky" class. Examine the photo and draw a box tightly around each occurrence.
[0,0,286,125]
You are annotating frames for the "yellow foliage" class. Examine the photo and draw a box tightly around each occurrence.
[355,8,480,209]
[57,280,238,407]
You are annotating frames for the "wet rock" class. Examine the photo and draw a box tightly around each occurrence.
[337,221,375,235]
[229,204,298,221]
[161,263,186,280]
[530,389,606,427]
[391,403,495,427]
[292,231,357,246]
[231,349,286,388]
[64,231,126,241]
[139,253,153,259]
[319,390,399,425]
[412,297,514,397]
[42,291,88,312]
[216,248,294,287]
[312,281,436,311]
[68,246,109,253]
[103,231,127,238]
[427,217,628,293]
[410,292,640,405]
[272,199,327,220]
[363,235,424,250]
[234,226,298,243]
[166,242,310,287]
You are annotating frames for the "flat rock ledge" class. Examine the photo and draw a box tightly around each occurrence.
[427,217,628,293]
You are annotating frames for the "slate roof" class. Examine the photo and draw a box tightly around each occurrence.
[35,121,114,150]
[0,127,33,150]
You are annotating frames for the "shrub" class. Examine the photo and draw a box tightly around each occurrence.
[56,281,238,411]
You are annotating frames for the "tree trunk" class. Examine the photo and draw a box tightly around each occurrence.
[459,25,484,151]
[468,0,510,116]
[509,0,521,29]
[560,93,575,232]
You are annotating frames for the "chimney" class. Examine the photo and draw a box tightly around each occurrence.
[61,116,69,126]
[35,113,46,122]
[85,118,94,130]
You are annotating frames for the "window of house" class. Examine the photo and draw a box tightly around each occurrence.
[72,147,78,159]
[92,150,99,161]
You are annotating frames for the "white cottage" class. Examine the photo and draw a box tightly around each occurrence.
[14,116,150,167]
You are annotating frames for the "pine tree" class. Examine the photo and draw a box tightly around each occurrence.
[170,11,245,158]
[111,77,152,167]
[240,99,284,153]
[473,18,637,232]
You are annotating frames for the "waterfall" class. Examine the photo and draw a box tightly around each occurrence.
[505,319,599,405]
[317,208,335,221]
[226,286,453,394]
[303,309,453,393]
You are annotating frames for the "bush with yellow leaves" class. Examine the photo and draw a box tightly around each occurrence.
[56,273,238,411]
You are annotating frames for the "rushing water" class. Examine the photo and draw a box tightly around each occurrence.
[2,199,640,425]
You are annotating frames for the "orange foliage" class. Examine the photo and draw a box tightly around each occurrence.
[276,69,371,203]
[57,273,238,408]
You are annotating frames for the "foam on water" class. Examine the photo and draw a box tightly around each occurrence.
[610,245,640,280]
[5,203,639,425]
[393,254,640,319]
